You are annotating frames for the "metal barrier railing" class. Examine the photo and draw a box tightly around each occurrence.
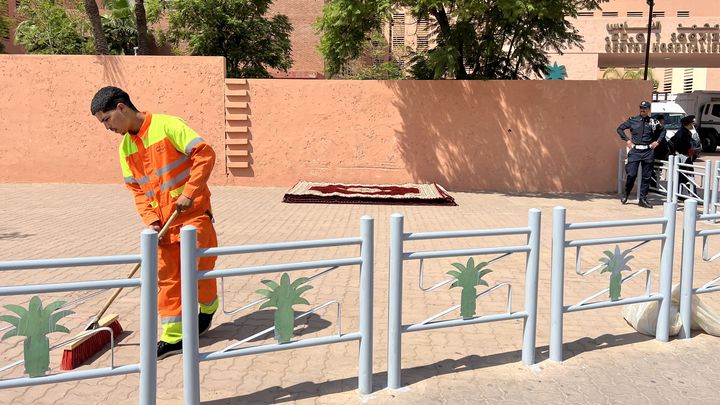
[618,148,720,217]
[179,217,374,404]
[672,159,715,216]
[678,199,720,339]
[711,161,720,222]
[549,203,677,362]
[650,155,676,203]
[0,230,158,404]
[617,148,675,203]
[387,209,541,389]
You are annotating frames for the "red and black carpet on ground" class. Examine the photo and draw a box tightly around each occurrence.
[282,181,457,206]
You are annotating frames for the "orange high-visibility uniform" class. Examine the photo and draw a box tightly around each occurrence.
[118,112,218,343]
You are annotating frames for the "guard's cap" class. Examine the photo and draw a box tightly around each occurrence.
[680,115,696,125]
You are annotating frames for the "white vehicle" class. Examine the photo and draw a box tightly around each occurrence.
[674,91,720,152]
[651,100,686,140]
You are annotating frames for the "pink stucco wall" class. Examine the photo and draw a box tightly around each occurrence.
[240,79,650,192]
[0,55,226,184]
[0,55,651,193]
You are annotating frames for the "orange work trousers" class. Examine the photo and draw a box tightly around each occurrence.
[158,215,218,329]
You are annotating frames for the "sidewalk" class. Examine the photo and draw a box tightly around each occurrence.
[0,184,718,404]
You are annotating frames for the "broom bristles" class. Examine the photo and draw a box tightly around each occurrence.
[60,315,123,370]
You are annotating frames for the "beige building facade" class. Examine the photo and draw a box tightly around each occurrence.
[550,0,720,91]
[384,0,720,91]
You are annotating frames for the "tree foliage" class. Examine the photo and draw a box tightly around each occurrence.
[339,31,404,80]
[14,0,94,55]
[317,0,602,79]
[0,0,11,53]
[167,0,293,78]
[603,67,659,90]
[102,0,138,54]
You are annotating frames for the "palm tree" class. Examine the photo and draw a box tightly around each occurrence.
[134,0,148,54]
[256,273,313,343]
[84,0,109,54]
[599,245,634,301]
[602,67,659,90]
[0,296,73,377]
[103,0,137,54]
[602,67,622,80]
[447,257,492,319]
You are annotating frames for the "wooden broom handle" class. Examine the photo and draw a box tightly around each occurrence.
[92,210,180,322]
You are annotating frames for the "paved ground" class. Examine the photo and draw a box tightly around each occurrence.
[1,182,719,404]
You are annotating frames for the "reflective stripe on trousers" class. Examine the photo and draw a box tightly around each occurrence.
[158,216,218,343]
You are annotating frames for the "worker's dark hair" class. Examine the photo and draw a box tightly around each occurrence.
[90,86,138,115]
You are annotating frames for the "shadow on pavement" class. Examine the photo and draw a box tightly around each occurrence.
[200,332,651,404]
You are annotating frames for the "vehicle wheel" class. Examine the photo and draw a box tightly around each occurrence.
[700,129,718,152]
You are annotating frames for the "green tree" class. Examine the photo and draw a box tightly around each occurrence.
[14,0,94,54]
[102,0,137,54]
[599,245,634,301]
[340,31,404,79]
[602,67,659,90]
[134,0,149,54]
[0,0,10,53]
[256,273,313,343]
[167,0,293,78]
[0,297,73,377]
[84,0,109,54]
[317,0,601,79]
[447,257,492,319]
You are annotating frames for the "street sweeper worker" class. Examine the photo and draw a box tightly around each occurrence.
[91,86,218,359]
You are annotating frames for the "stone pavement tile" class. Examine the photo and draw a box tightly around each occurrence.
[1,184,719,404]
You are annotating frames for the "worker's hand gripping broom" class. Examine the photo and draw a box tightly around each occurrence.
[60,210,179,370]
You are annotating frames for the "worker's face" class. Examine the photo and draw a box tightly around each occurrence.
[639,107,650,117]
[94,103,132,135]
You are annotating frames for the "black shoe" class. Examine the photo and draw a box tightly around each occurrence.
[199,311,214,336]
[639,199,653,209]
[620,192,628,204]
[157,340,183,360]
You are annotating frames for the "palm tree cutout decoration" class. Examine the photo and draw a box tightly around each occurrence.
[256,273,313,343]
[545,62,568,80]
[599,245,634,301]
[447,257,492,319]
[0,297,74,377]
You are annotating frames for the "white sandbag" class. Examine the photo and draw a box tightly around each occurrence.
[622,284,682,337]
[694,294,720,336]
[622,283,720,337]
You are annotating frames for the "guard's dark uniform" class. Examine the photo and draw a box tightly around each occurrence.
[617,114,665,202]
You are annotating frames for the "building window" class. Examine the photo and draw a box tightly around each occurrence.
[602,12,619,17]
[416,18,429,52]
[577,11,594,17]
[652,11,665,17]
[391,13,405,52]
[663,68,672,93]
[683,68,694,93]
[627,11,643,18]
[370,37,384,66]
[712,104,720,118]
[677,11,690,17]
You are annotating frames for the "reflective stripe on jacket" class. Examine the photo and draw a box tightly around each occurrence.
[118,113,216,233]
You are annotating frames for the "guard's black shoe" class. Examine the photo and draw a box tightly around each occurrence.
[157,340,183,360]
[639,199,653,209]
[620,192,628,204]
[199,311,214,336]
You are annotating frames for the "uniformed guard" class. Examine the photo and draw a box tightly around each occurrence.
[617,100,666,208]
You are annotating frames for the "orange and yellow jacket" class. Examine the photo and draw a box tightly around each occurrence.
[119,113,215,241]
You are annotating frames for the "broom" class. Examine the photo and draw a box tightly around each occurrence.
[60,211,179,370]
